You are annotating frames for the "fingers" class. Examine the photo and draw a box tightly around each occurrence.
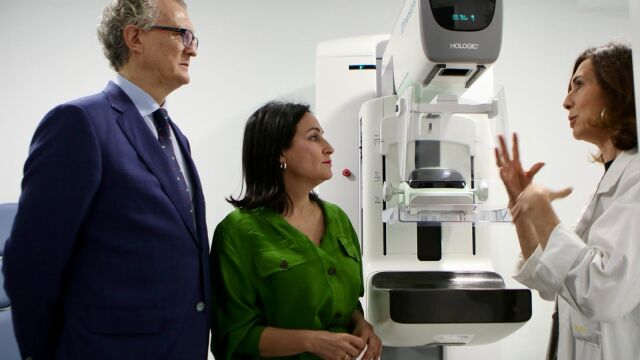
[315,332,367,360]
[509,185,572,222]
[494,147,503,168]
[346,347,360,358]
[359,342,373,360]
[360,336,383,360]
[549,187,572,201]
[526,162,545,179]
[361,346,374,360]
[349,333,366,349]
[497,134,510,164]
[512,133,520,162]
[343,334,365,358]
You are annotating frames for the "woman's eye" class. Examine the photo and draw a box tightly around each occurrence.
[309,135,319,141]
[570,77,584,92]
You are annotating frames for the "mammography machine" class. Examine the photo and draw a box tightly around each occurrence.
[316,0,532,358]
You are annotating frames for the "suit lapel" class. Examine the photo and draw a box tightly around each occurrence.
[171,124,212,311]
[105,83,199,247]
[171,122,208,247]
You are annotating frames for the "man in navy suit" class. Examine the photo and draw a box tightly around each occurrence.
[2,0,210,359]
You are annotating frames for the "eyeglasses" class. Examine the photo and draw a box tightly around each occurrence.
[149,25,199,50]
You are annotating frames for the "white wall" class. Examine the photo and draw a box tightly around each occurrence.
[0,1,632,359]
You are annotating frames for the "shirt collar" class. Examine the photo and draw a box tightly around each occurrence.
[255,199,340,238]
[114,73,162,118]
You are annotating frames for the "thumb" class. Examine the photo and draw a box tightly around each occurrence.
[549,187,572,201]
[525,162,545,179]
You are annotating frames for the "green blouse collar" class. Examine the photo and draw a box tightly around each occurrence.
[252,200,343,245]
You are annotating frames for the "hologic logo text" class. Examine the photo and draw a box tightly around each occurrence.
[450,42,479,50]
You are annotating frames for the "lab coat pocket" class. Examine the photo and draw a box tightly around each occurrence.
[571,316,602,360]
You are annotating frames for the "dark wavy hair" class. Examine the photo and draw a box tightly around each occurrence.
[227,101,318,214]
[570,42,636,153]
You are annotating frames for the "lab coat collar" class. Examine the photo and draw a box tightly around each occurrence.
[574,148,637,237]
[596,148,638,195]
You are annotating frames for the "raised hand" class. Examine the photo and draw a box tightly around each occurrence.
[494,133,545,202]
[510,184,572,222]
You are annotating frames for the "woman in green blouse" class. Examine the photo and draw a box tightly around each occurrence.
[210,102,381,360]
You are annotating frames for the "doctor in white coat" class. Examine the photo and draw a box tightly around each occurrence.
[495,42,639,360]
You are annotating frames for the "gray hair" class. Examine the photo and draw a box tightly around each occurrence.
[97,0,187,71]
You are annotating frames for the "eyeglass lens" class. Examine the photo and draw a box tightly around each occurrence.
[183,30,198,49]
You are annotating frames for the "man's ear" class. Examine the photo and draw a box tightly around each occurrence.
[123,24,144,54]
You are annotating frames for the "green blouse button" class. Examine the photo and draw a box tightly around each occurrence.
[280,260,289,270]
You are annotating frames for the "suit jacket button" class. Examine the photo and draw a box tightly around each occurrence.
[280,260,289,270]
[195,301,205,312]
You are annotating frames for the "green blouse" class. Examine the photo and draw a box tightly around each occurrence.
[210,201,364,360]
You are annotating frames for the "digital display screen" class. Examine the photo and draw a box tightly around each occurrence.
[348,64,376,70]
[430,0,496,31]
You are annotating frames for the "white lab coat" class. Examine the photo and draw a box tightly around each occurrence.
[514,149,640,360]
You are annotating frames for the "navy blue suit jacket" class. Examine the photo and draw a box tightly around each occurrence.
[2,82,211,360]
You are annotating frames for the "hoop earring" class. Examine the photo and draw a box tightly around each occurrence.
[280,162,287,171]
[600,107,607,121]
